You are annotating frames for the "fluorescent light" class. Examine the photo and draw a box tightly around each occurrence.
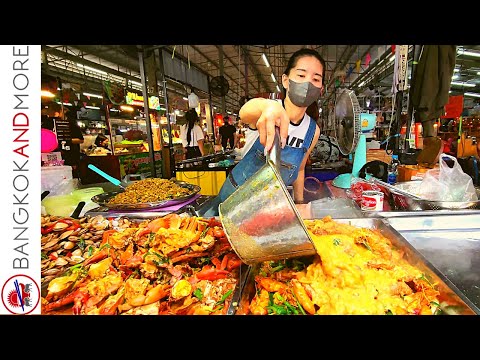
[389,54,395,63]
[41,90,55,98]
[110,108,119,112]
[457,49,480,58]
[85,106,100,110]
[77,63,108,75]
[261,53,270,68]
[83,92,103,99]
[454,68,460,72]
[477,72,480,76]
[56,101,72,106]
[131,80,143,86]
[227,111,232,114]
[120,105,134,112]
[465,92,480,98]
[270,73,276,83]
[452,74,459,80]
[358,81,365,87]
[449,91,452,93]
[276,85,280,92]
[183,97,188,101]
[451,81,476,88]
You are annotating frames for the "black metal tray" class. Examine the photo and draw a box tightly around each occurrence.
[91,181,201,210]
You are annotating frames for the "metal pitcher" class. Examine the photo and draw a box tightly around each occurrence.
[219,128,317,265]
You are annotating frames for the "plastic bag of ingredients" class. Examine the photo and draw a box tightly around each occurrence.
[417,153,477,201]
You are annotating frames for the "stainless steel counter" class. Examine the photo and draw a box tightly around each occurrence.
[383,213,480,311]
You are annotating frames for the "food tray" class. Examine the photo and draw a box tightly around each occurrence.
[91,180,201,210]
[235,217,479,315]
[41,208,248,315]
[379,180,480,211]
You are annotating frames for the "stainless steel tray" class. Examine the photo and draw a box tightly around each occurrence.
[91,181,201,210]
[384,213,480,311]
[235,217,479,315]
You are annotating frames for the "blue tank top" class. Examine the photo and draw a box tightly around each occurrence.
[217,115,317,202]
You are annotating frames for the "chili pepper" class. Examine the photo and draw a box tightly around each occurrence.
[196,266,230,281]
[49,253,58,261]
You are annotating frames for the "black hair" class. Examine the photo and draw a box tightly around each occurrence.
[185,109,199,145]
[282,48,326,121]
[283,48,326,84]
[95,133,108,147]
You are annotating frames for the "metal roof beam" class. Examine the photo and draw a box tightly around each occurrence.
[239,45,272,93]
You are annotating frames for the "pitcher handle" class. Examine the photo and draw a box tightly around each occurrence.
[267,127,281,170]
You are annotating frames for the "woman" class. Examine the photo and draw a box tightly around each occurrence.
[206,48,324,214]
[94,133,110,148]
[181,109,205,159]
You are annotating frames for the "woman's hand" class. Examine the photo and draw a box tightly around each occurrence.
[239,98,289,152]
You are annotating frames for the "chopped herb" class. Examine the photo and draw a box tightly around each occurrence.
[360,241,372,251]
[197,257,211,266]
[259,269,268,277]
[41,252,47,260]
[78,237,86,250]
[290,259,306,271]
[215,289,233,306]
[296,298,307,315]
[418,274,436,289]
[146,233,155,246]
[200,226,210,239]
[385,310,393,315]
[193,288,204,300]
[333,238,341,246]
[270,264,285,273]
[99,243,111,251]
[87,246,94,257]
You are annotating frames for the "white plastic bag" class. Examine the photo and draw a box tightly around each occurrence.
[417,153,477,201]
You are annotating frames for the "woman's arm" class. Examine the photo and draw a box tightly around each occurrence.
[292,125,320,203]
[239,98,290,152]
[195,125,205,156]
[197,139,205,156]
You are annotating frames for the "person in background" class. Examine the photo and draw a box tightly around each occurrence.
[94,133,110,149]
[61,109,84,178]
[218,115,236,150]
[203,48,324,216]
[180,109,205,159]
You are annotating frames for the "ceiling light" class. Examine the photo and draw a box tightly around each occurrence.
[120,105,134,112]
[451,81,476,88]
[83,92,103,99]
[270,73,277,83]
[465,92,480,98]
[183,97,188,101]
[477,72,480,76]
[85,106,100,110]
[452,74,459,80]
[457,49,480,58]
[276,85,280,92]
[56,101,72,106]
[261,53,270,68]
[77,63,108,75]
[131,80,143,86]
[227,111,232,115]
[454,68,460,72]
[41,90,55,98]
[389,54,395,63]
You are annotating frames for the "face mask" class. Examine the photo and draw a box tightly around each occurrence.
[287,79,322,107]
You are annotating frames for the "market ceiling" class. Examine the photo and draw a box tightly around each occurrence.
[43,45,480,114]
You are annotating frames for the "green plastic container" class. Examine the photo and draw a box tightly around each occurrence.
[72,187,104,202]
[42,194,79,217]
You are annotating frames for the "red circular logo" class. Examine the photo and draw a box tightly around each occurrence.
[2,274,40,315]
